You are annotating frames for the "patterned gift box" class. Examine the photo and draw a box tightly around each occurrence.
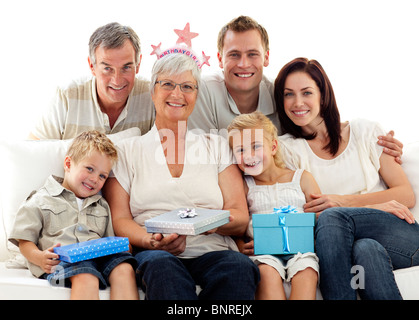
[54,237,129,263]
[253,206,315,255]
[145,208,230,235]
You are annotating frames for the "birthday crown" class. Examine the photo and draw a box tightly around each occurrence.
[150,23,210,69]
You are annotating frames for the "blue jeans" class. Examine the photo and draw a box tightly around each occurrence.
[46,252,137,289]
[135,250,260,300]
[315,207,419,300]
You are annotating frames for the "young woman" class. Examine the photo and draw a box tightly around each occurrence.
[274,57,419,300]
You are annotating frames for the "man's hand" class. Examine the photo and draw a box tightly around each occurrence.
[378,130,403,164]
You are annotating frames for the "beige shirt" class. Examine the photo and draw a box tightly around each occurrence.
[32,76,155,140]
[188,71,281,134]
[9,175,114,277]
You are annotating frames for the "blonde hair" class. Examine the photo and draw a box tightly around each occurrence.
[66,130,118,165]
[227,111,285,168]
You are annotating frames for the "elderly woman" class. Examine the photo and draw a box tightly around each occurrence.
[103,52,259,300]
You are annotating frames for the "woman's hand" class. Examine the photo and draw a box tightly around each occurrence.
[366,200,415,224]
[149,233,187,256]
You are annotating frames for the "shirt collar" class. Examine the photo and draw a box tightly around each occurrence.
[226,75,275,116]
[44,175,102,205]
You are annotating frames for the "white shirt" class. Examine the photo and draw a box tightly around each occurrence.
[112,125,239,258]
[278,118,387,195]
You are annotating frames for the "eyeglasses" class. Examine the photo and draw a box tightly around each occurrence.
[155,80,198,93]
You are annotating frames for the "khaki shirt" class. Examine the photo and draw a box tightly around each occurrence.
[9,175,114,277]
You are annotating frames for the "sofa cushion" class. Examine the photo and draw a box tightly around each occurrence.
[0,128,141,262]
[401,141,419,220]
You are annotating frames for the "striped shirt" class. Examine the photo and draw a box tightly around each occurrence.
[32,76,155,140]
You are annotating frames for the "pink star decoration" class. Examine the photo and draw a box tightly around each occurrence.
[201,51,210,67]
[174,23,199,48]
[150,42,162,57]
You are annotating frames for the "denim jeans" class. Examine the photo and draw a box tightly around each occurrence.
[46,252,137,289]
[134,250,260,300]
[315,207,419,300]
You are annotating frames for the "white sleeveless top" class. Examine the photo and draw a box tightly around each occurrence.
[244,169,306,238]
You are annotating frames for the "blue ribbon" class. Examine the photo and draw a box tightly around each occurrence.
[274,206,297,254]
[273,205,298,214]
[278,216,290,253]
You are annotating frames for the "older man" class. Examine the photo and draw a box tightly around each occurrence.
[29,22,155,140]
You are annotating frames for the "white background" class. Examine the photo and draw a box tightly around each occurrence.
[1,0,418,144]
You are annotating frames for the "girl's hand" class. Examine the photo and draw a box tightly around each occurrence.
[304,193,346,213]
[238,240,254,256]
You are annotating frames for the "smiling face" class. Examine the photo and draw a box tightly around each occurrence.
[152,70,198,127]
[230,127,277,177]
[88,40,140,111]
[283,71,323,132]
[62,150,113,199]
[218,29,269,99]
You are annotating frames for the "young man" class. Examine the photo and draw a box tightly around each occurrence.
[188,16,279,133]
[29,22,155,140]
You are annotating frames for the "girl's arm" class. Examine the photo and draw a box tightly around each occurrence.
[300,171,322,218]
[216,164,250,236]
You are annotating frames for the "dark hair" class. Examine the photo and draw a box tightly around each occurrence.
[274,57,341,155]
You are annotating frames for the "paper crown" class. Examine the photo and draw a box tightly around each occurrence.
[150,23,210,69]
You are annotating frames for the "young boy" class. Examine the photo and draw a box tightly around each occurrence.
[9,131,138,300]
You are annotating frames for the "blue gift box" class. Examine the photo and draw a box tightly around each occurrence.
[145,208,230,235]
[54,237,129,263]
[253,207,315,255]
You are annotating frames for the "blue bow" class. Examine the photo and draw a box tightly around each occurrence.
[273,205,298,214]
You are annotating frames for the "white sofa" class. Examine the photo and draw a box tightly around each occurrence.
[1,129,419,300]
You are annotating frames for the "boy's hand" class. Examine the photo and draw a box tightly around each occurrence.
[39,244,61,274]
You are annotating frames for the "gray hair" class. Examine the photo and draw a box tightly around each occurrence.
[88,22,141,65]
[150,53,201,94]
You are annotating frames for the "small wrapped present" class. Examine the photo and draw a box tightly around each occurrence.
[145,208,230,235]
[253,206,315,255]
[54,237,129,263]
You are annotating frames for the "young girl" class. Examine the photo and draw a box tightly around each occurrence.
[228,111,321,300]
